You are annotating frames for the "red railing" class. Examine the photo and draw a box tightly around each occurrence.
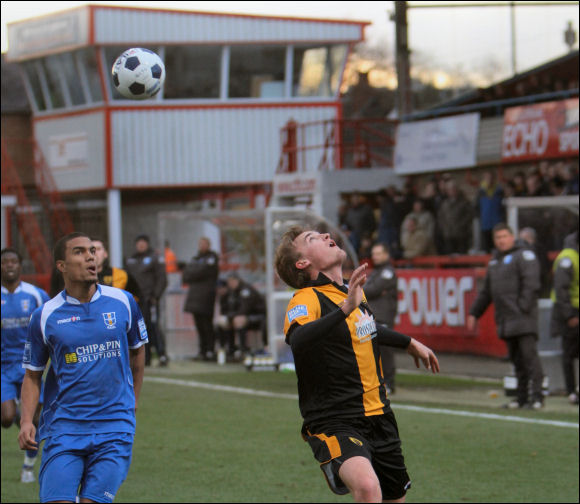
[1,138,53,274]
[277,117,398,173]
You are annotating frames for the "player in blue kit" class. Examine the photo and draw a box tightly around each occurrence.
[18,232,148,503]
[1,248,50,483]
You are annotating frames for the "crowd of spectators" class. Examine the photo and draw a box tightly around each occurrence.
[338,160,579,262]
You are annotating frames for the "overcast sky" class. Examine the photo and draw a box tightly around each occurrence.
[2,1,578,82]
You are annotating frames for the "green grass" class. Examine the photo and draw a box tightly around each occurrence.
[2,370,578,503]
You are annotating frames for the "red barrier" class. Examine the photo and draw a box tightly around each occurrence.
[393,268,507,358]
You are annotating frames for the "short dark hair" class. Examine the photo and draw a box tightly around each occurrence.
[372,242,390,255]
[91,236,107,248]
[492,222,513,235]
[53,232,91,264]
[274,226,312,289]
[0,247,22,263]
[135,234,149,243]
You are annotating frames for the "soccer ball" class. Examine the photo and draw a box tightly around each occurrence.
[111,48,165,100]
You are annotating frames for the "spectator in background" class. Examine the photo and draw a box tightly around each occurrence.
[401,199,436,248]
[183,237,219,361]
[437,179,473,254]
[357,236,374,269]
[475,171,505,253]
[563,163,579,195]
[164,240,179,274]
[401,217,434,259]
[377,186,401,259]
[421,178,446,254]
[216,273,266,358]
[344,192,375,254]
[550,231,579,405]
[525,170,548,197]
[518,227,550,298]
[364,242,399,393]
[511,171,527,196]
[125,234,168,367]
[92,238,141,299]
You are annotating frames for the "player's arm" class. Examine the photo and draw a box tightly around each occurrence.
[18,369,43,450]
[376,325,440,373]
[129,346,145,411]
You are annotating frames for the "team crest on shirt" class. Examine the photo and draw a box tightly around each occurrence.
[103,312,117,329]
[20,299,30,313]
[354,312,377,344]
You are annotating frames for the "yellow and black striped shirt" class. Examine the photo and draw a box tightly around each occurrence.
[284,273,399,426]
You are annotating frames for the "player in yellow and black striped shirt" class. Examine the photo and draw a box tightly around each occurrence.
[275,226,440,503]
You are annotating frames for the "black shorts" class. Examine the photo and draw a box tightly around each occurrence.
[302,410,411,500]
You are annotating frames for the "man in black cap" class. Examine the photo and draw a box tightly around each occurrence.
[125,234,168,366]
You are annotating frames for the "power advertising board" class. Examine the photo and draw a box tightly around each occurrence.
[393,268,507,357]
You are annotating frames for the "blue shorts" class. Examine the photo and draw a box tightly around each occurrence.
[39,432,134,503]
[1,363,44,404]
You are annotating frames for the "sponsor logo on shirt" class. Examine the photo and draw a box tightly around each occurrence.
[354,312,377,343]
[1,316,30,329]
[287,304,308,323]
[66,340,122,364]
[349,437,363,446]
[138,318,148,340]
[503,254,512,264]
[103,312,117,329]
[20,299,30,313]
[522,250,536,261]
[57,316,81,325]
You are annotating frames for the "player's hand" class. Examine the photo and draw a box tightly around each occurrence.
[567,317,579,328]
[18,422,38,451]
[466,315,477,332]
[406,338,440,374]
[342,264,367,315]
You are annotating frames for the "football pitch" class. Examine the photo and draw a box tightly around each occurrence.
[2,365,578,503]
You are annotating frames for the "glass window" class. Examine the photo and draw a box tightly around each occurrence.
[229,45,286,98]
[77,49,103,102]
[164,46,220,99]
[40,56,66,108]
[59,53,86,106]
[293,44,347,97]
[22,61,47,111]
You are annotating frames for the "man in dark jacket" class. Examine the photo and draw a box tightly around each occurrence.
[217,273,266,358]
[183,237,219,361]
[437,179,473,254]
[467,223,544,409]
[550,231,579,405]
[125,234,168,366]
[364,242,399,392]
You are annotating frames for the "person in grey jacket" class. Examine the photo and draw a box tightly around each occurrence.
[364,242,399,392]
[467,223,544,410]
[183,237,219,361]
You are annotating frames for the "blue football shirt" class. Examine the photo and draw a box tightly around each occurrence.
[1,281,50,366]
[24,284,148,440]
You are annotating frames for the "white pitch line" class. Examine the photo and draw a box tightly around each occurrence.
[144,376,579,430]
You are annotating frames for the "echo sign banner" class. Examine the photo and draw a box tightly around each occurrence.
[394,113,480,175]
[502,98,579,162]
